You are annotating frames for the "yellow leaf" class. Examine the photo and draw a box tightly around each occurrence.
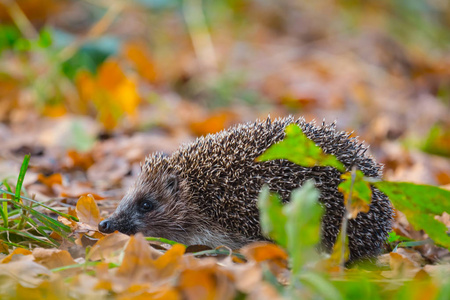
[116,79,140,116]
[76,194,101,227]
[1,248,32,264]
[153,244,185,277]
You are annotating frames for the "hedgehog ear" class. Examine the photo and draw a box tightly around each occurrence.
[166,174,178,193]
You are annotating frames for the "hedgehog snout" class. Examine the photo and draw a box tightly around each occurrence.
[98,219,115,234]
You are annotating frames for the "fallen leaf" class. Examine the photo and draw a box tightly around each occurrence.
[32,248,77,270]
[88,232,130,263]
[125,41,159,83]
[37,173,63,188]
[1,248,32,264]
[76,194,102,227]
[189,111,236,136]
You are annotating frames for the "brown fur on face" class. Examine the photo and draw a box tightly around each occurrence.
[102,167,252,248]
[100,117,393,261]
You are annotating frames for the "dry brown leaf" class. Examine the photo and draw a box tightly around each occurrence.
[221,256,262,294]
[382,249,425,279]
[0,255,51,288]
[114,233,165,292]
[32,248,76,270]
[88,232,130,263]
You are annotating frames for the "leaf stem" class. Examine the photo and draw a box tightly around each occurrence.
[340,166,356,272]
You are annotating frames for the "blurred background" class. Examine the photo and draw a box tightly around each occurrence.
[0,0,449,203]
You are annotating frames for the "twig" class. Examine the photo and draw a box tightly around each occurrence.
[1,0,38,39]
[340,165,356,272]
[57,2,125,62]
[182,0,218,72]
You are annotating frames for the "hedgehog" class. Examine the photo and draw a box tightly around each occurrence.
[98,116,393,261]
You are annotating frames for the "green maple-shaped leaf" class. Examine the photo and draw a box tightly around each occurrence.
[257,124,345,172]
[374,181,450,250]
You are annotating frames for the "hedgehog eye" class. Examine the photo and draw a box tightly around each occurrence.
[139,200,154,212]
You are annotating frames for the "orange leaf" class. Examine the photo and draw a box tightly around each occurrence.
[240,242,288,263]
[116,233,161,279]
[98,60,126,91]
[125,42,158,83]
[153,244,185,277]
[178,263,235,300]
[41,103,67,117]
[37,173,63,188]
[66,150,94,171]
[118,287,180,300]
[76,194,101,227]
[189,111,235,136]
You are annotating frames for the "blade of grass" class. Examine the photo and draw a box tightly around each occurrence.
[1,195,8,227]
[1,198,72,236]
[51,261,119,273]
[16,155,30,230]
[0,189,78,221]
[0,227,56,247]
[191,249,246,260]
[15,155,30,203]
[0,239,29,249]
[2,180,13,193]
[145,237,182,245]
[28,209,72,236]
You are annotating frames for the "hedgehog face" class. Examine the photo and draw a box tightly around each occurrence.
[98,171,200,244]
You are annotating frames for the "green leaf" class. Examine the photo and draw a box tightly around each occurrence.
[387,232,413,244]
[15,155,30,202]
[284,180,323,275]
[257,124,345,172]
[422,123,450,158]
[338,170,372,218]
[258,185,287,247]
[374,181,450,249]
[0,189,78,221]
[38,28,53,48]
[299,271,343,300]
